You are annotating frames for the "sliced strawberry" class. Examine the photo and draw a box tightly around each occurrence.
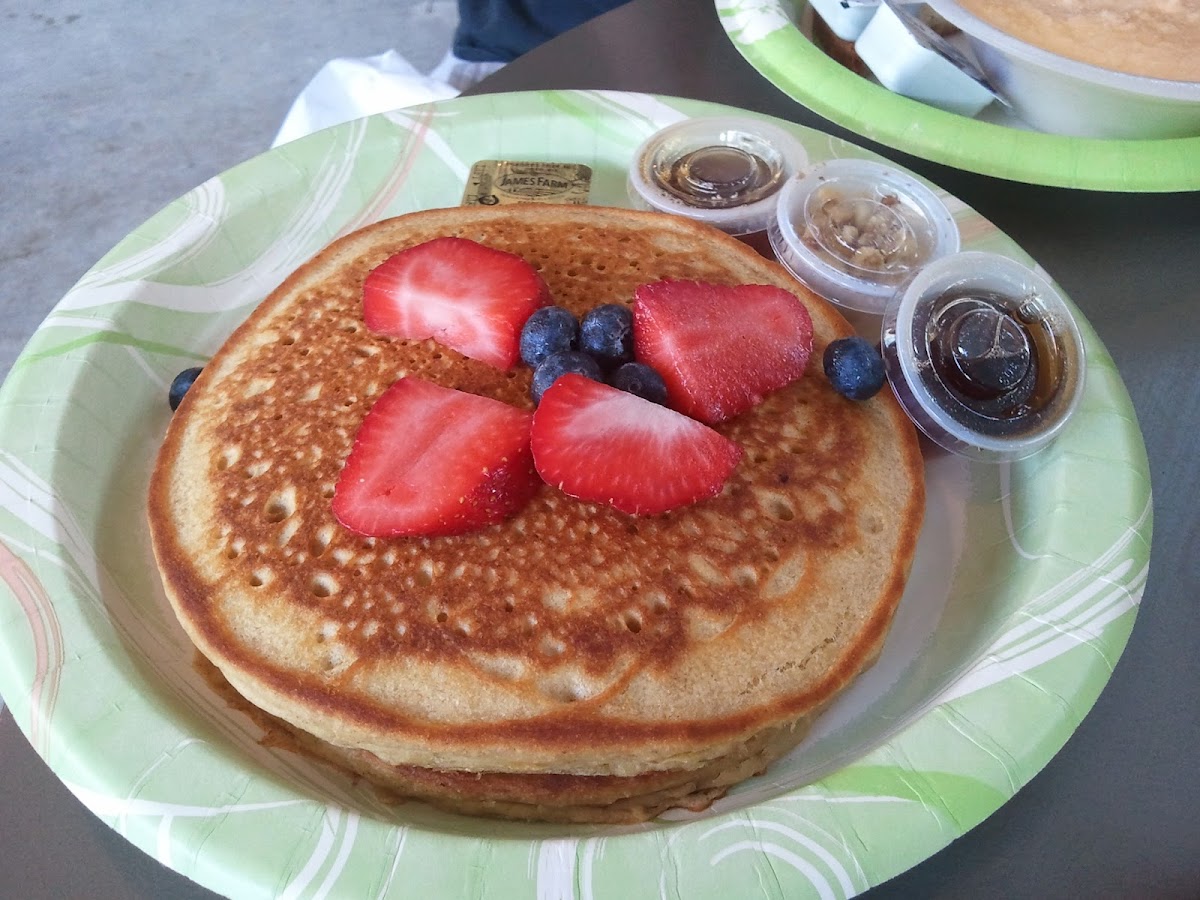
[332,378,539,537]
[633,280,814,424]
[530,374,742,516]
[363,237,551,370]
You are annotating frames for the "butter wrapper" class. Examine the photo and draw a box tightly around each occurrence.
[462,161,592,206]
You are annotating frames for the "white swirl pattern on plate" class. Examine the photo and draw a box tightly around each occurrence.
[715,0,794,43]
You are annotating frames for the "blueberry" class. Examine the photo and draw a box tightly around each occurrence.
[168,366,204,411]
[823,337,886,401]
[520,306,579,368]
[608,361,668,405]
[579,303,634,368]
[531,350,603,404]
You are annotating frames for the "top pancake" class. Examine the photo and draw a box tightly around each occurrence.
[148,204,924,779]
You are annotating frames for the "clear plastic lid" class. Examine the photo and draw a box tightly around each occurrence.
[880,251,1086,461]
[769,158,960,314]
[627,117,808,236]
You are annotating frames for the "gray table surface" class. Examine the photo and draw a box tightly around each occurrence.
[3,1,1199,898]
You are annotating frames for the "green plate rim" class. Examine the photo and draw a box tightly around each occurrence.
[715,0,1200,192]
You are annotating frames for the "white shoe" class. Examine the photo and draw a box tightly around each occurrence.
[428,50,506,91]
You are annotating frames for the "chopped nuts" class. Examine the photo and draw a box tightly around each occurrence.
[801,186,924,280]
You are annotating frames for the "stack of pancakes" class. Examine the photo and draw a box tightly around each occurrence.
[148,204,925,823]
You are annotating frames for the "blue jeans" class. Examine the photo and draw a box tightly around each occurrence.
[452,0,631,61]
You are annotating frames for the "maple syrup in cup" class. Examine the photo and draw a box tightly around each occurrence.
[881,251,1086,461]
[627,117,807,257]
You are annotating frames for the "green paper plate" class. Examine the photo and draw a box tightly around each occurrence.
[715,0,1200,191]
[0,90,1151,899]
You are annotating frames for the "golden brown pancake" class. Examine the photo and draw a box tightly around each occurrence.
[148,204,925,823]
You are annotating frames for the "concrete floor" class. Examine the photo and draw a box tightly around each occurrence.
[0,0,459,383]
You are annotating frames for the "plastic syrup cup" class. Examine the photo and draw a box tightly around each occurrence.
[628,116,808,238]
[881,251,1086,461]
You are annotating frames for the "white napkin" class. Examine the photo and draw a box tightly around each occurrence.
[272,49,460,147]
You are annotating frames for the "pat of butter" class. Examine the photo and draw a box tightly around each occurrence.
[462,161,592,206]
[855,3,996,117]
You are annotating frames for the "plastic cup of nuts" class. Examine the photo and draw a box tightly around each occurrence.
[769,158,960,319]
